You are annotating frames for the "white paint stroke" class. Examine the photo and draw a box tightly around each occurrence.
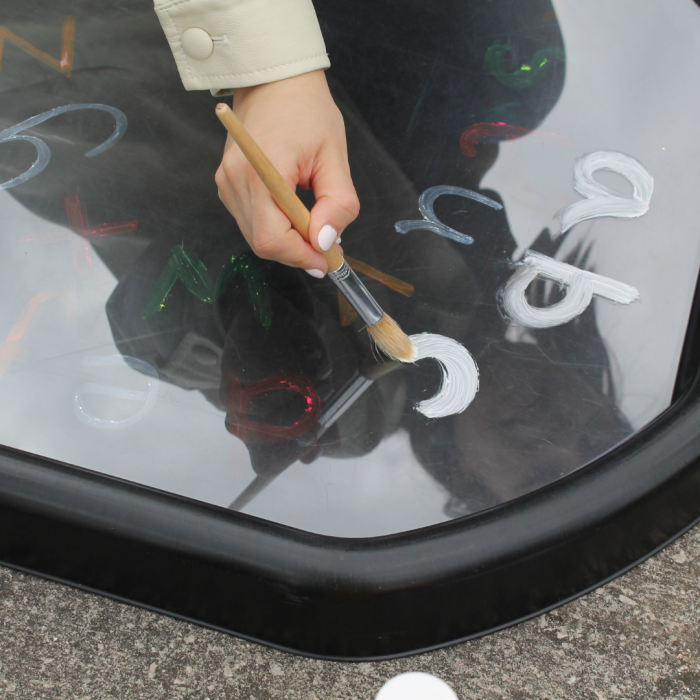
[0,104,128,190]
[395,185,502,246]
[501,250,639,329]
[411,333,479,418]
[559,151,653,235]
[74,355,159,429]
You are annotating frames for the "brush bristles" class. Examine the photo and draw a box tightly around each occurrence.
[367,313,417,363]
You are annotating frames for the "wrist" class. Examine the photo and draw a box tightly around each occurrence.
[233,70,329,111]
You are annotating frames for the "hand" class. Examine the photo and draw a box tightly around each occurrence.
[215,70,360,276]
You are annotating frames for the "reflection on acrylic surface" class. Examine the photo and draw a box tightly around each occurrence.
[0,0,699,536]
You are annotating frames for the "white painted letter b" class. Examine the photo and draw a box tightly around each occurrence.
[501,251,639,329]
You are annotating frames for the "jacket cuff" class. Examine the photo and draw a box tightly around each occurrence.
[154,0,330,92]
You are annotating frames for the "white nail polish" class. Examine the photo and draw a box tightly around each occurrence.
[336,237,341,245]
[318,224,338,251]
[305,268,325,278]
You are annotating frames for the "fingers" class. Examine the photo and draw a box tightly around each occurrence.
[216,142,329,274]
[308,146,360,253]
[214,70,359,275]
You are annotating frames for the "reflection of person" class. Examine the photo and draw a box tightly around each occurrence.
[105,84,476,476]
[4,0,620,520]
[154,0,360,276]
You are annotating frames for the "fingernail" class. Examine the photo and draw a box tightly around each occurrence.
[336,236,341,245]
[318,224,338,251]
[305,268,325,278]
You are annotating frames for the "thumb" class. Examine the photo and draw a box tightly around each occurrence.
[308,150,360,254]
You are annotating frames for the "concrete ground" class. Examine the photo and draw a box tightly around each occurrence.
[0,524,698,700]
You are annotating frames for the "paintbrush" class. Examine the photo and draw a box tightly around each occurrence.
[215,103,417,363]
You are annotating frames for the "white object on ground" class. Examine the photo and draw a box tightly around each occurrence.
[375,672,459,700]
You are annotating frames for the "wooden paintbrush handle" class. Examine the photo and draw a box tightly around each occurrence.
[215,103,344,272]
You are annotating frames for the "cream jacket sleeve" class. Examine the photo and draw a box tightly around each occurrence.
[154,0,330,95]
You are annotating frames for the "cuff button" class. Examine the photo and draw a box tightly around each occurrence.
[181,27,214,60]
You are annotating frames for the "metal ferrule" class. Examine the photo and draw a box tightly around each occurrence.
[327,260,383,326]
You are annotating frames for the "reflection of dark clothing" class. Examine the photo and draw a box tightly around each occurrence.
[317,0,567,191]
[1,0,630,514]
[410,341,631,514]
